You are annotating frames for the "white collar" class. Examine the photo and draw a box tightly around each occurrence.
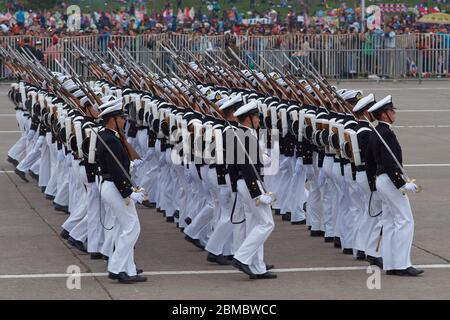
[378,121,392,128]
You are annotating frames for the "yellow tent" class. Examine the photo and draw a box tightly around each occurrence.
[418,13,450,25]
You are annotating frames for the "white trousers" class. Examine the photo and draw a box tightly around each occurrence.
[100,181,140,276]
[376,174,414,270]
[87,182,105,254]
[205,175,235,256]
[353,171,383,258]
[234,179,275,275]
[306,154,324,231]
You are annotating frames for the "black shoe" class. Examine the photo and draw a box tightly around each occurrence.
[386,270,396,275]
[173,210,180,219]
[45,194,55,200]
[207,252,219,263]
[281,212,291,221]
[274,209,281,216]
[141,200,155,208]
[342,248,353,255]
[311,230,325,237]
[207,253,231,265]
[7,156,19,167]
[179,227,184,233]
[166,216,174,223]
[68,237,87,253]
[162,210,166,217]
[232,258,255,277]
[193,239,205,250]
[156,208,162,213]
[40,186,46,193]
[334,237,342,248]
[367,256,384,269]
[356,250,366,260]
[90,253,103,260]
[308,226,312,231]
[266,264,275,271]
[291,219,306,225]
[60,229,70,240]
[184,235,195,244]
[29,171,39,181]
[184,217,192,225]
[249,272,277,280]
[136,268,143,274]
[14,168,28,182]
[388,267,424,277]
[54,203,69,214]
[324,237,334,243]
[117,272,148,284]
[108,272,119,280]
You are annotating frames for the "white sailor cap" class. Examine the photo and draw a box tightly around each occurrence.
[353,94,376,113]
[233,100,260,117]
[368,95,396,113]
[72,89,84,99]
[341,90,363,101]
[187,118,202,127]
[80,96,91,108]
[98,98,124,119]
[63,81,78,92]
[220,93,242,111]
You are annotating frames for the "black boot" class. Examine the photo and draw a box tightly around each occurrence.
[60,229,70,240]
[334,237,342,248]
[356,250,366,260]
[14,168,28,182]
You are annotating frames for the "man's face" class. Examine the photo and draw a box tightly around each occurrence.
[251,113,260,129]
[384,109,396,123]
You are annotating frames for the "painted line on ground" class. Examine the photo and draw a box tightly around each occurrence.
[394,125,450,128]
[0,264,449,280]
[1,164,450,175]
[353,87,450,91]
[397,110,450,113]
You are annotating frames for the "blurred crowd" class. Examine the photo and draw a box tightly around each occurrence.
[0,0,449,38]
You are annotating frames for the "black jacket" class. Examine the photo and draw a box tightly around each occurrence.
[97,128,133,198]
[366,122,406,191]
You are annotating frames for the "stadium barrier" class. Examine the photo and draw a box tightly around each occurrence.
[0,33,449,80]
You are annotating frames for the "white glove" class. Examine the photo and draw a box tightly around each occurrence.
[158,153,166,165]
[165,150,172,164]
[279,157,290,171]
[143,148,155,161]
[57,150,65,162]
[26,130,36,141]
[261,153,272,166]
[185,170,193,184]
[130,191,146,204]
[403,182,418,192]
[294,159,303,176]
[318,170,327,187]
[258,194,275,206]
[131,159,143,168]
[127,137,136,145]
[305,165,315,180]
[35,136,45,148]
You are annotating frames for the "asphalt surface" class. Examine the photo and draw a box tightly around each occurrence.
[0,81,449,300]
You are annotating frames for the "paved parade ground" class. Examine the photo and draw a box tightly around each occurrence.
[0,81,449,300]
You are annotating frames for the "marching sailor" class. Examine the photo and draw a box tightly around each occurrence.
[366,96,424,277]
[96,98,148,283]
